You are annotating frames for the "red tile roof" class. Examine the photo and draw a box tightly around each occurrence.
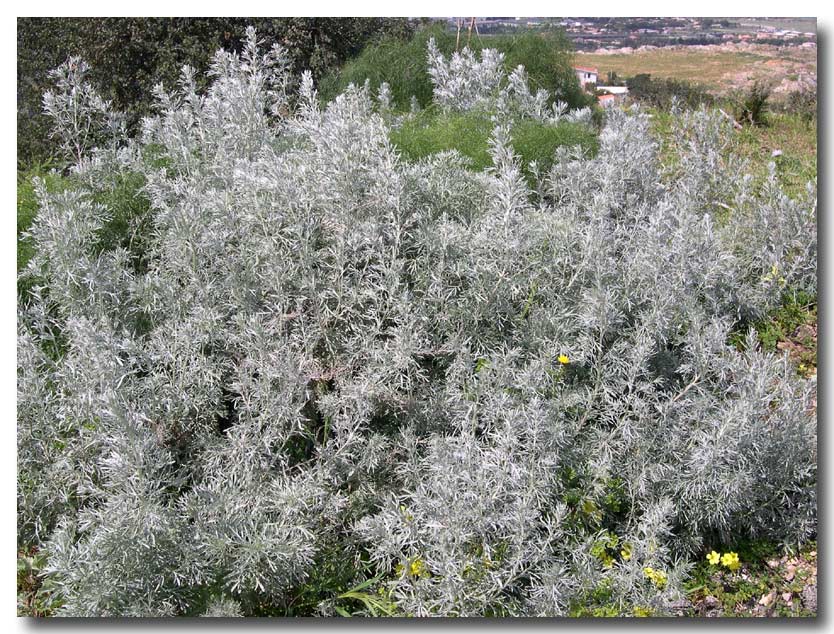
[574,66,599,74]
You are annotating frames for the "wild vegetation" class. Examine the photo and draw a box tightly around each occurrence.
[393,112,596,182]
[17,24,816,617]
[17,17,414,166]
[319,25,594,111]
[625,74,714,110]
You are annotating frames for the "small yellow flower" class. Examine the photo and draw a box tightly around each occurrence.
[720,552,740,571]
[707,550,720,565]
[409,558,426,577]
[653,571,667,589]
[558,354,570,365]
[620,543,632,561]
[643,566,668,589]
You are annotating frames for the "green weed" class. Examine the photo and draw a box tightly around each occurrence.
[730,289,816,376]
[391,110,598,182]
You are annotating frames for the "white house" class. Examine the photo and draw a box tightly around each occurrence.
[595,86,629,96]
[574,66,598,88]
[596,86,629,107]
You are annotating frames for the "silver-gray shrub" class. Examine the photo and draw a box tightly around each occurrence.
[425,37,590,125]
[18,28,816,616]
[42,57,126,163]
[426,37,506,113]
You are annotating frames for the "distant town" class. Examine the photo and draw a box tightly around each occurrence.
[443,17,817,51]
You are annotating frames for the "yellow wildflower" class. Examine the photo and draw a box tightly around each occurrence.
[643,566,668,589]
[706,550,720,565]
[720,551,740,571]
[653,570,667,589]
[409,558,427,577]
[558,354,570,365]
[620,543,632,561]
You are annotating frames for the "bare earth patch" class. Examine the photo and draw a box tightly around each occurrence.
[576,42,816,97]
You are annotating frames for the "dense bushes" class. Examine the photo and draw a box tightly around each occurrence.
[17,17,413,166]
[782,83,817,122]
[626,73,714,110]
[733,80,772,127]
[17,29,816,617]
[321,24,592,112]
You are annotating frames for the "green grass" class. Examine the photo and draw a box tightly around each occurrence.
[18,167,152,271]
[391,110,598,180]
[91,171,153,273]
[17,165,69,272]
[734,112,817,198]
[392,110,495,169]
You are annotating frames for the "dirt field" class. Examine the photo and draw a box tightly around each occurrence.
[576,42,816,97]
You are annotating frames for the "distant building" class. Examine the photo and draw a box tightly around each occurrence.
[594,85,628,107]
[597,93,618,107]
[596,86,629,96]
[574,66,599,87]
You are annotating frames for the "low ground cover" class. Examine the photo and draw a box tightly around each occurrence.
[390,110,598,180]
